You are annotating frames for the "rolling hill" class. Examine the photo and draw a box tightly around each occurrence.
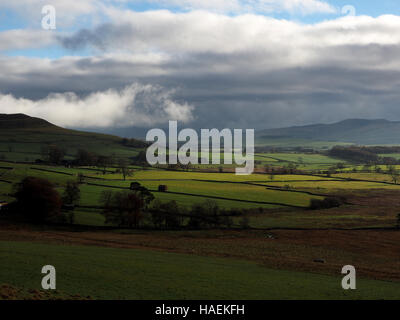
[257,119,400,146]
[2,114,400,160]
[0,113,146,162]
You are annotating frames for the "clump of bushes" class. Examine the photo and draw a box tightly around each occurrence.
[7,177,63,223]
[150,199,183,229]
[100,186,154,228]
[3,177,83,225]
[187,200,237,230]
[309,197,343,210]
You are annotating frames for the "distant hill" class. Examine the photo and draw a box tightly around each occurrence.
[0,113,55,129]
[258,119,400,146]
[0,113,146,162]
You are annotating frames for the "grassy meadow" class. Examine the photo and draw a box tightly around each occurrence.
[1,158,400,229]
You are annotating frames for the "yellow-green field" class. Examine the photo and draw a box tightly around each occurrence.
[1,160,400,229]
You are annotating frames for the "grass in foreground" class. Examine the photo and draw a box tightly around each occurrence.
[0,241,399,300]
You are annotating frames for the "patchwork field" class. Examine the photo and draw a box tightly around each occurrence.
[2,160,400,229]
[1,150,400,300]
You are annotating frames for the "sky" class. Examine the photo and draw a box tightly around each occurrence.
[0,0,400,133]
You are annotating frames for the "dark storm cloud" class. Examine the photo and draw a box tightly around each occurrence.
[57,23,135,51]
[2,53,400,129]
[2,12,400,129]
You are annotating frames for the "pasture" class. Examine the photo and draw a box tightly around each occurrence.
[255,137,353,149]
[1,240,399,300]
[1,160,400,229]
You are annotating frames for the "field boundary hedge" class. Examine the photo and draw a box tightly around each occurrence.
[30,167,74,176]
[0,166,13,170]
[85,182,303,208]
[24,221,398,232]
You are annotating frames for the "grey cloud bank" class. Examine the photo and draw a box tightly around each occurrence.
[0,83,194,128]
[1,11,400,130]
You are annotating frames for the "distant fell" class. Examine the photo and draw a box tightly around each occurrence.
[0,113,146,161]
[0,113,55,129]
[258,119,400,145]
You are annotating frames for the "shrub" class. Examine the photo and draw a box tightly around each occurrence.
[103,191,145,228]
[310,197,343,210]
[187,203,207,229]
[150,200,183,229]
[101,185,154,228]
[62,181,80,205]
[13,177,62,223]
[220,214,234,228]
[239,216,250,229]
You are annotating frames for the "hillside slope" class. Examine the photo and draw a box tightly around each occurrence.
[258,119,400,145]
[0,113,145,161]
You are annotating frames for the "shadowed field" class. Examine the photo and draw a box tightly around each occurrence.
[0,239,399,300]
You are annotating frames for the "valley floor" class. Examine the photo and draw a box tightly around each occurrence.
[1,161,400,300]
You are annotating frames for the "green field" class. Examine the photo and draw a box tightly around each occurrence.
[255,137,353,149]
[0,161,326,210]
[378,153,400,160]
[256,153,342,164]
[2,160,400,228]
[256,180,400,190]
[253,152,350,170]
[1,241,399,300]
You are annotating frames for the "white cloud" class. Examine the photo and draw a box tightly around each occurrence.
[119,0,336,14]
[0,0,335,50]
[62,11,400,71]
[0,83,194,128]
[0,0,335,24]
[0,0,113,27]
[0,29,55,51]
[0,0,98,16]
[275,0,336,14]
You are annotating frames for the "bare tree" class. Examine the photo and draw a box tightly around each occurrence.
[97,155,112,174]
[118,158,133,180]
[387,165,399,184]
[62,181,81,205]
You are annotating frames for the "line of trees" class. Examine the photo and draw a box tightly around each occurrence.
[328,146,400,165]
[39,146,149,177]
[264,163,303,175]
[99,188,248,230]
[328,146,380,163]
